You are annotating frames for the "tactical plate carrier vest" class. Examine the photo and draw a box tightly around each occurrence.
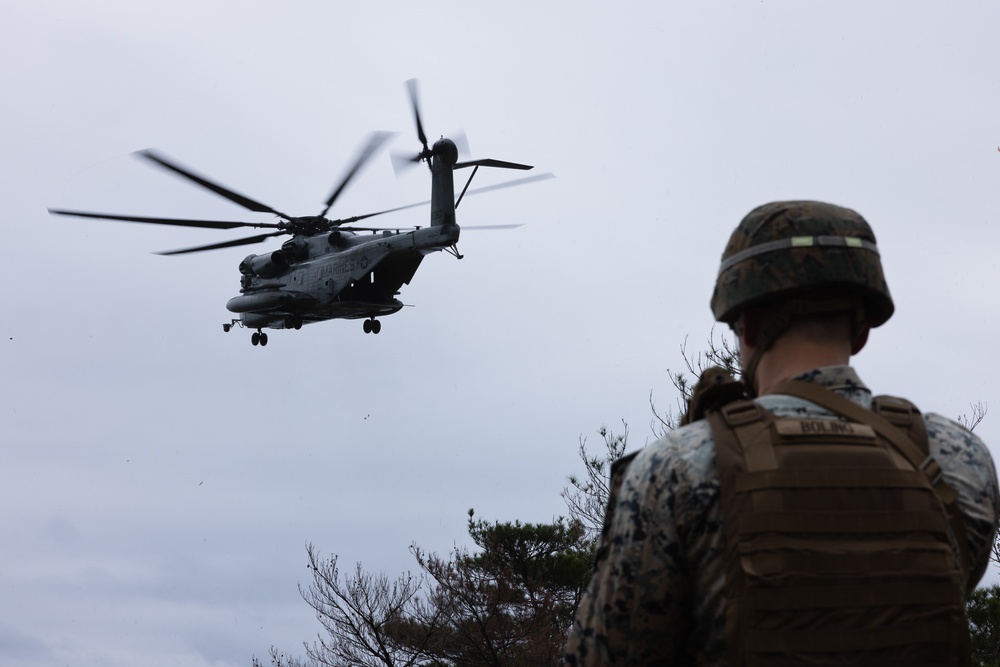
[709,380,970,666]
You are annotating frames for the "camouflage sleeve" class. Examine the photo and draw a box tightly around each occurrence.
[924,412,1000,591]
[566,422,718,665]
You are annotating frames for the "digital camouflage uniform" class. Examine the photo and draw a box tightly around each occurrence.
[565,365,1000,666]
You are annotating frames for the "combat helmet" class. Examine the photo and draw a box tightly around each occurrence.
[712,201,893,394]
[711,200,894,328]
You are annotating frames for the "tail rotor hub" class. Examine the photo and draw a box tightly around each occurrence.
[432,138,459,166]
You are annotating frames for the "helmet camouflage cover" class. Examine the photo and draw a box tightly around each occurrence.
[711,200,894,327]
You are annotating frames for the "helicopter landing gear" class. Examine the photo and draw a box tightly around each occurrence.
[363,318,382,334]
[251,329,269,346]
[284,315,303,330]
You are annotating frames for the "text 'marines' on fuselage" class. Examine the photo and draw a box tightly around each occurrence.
[48,79,551,346]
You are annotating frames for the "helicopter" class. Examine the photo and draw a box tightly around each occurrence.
[48,80,549,346]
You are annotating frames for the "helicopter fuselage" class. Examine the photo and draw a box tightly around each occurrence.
[226,222,460,330]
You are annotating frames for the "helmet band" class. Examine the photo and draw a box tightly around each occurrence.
[718,235,879,276]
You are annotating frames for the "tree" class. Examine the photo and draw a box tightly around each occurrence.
[407,513,591,666]
[257,514,592,667]
[560,422,629,541]
[254,543,441,667]
[968,584,1000,666]
[959,401,988,433]
[651,328,742,436]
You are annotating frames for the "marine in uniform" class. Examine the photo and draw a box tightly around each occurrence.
[565,201,1000,666]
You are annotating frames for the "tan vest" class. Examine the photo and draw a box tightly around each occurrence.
[709,381,970,666]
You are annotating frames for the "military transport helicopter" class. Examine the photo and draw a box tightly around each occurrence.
[48,80,549,346]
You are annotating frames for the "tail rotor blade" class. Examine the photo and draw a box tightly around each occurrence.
[451,129,470,160]
[391,150,423,176]
[405,78,429,152]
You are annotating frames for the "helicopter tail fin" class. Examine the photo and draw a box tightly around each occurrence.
[452,160,535,211]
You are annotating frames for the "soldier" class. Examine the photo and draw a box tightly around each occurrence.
[565,200,1000,666]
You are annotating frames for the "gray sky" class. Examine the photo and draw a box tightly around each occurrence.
[4,2,1000,665]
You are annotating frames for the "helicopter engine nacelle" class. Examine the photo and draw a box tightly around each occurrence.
[240,251,288,278]
[281,238,308,261]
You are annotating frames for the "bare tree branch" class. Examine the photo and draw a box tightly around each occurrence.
[560,422,628,540]
[958,401,988,433]
[565,327,742,541]
[295,543,440,667]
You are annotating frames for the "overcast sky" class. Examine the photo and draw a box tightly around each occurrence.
[3,2,1000,666]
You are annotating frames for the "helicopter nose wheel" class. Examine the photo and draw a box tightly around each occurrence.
[362,318,381,334]
[251,330,269,346]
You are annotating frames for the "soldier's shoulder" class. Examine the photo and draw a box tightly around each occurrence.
[922,411,998,509]
[642,418,716,457]
[922,411,1000,587]
[624,420,718,489]
[923,412,992,463]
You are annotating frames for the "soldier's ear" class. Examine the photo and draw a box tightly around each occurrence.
[850,325,870,355]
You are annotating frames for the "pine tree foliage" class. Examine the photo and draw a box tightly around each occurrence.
[408,513,591,666]
[968,584,1000,667]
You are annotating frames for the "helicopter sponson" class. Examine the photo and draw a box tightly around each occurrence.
[226,291,306,314]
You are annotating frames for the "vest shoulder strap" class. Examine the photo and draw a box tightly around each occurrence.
[768,380,956,502]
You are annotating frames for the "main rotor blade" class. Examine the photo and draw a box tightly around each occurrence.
[156,231,286,256]
[330,199,432,225]
[337,223,523,232]
[47,208,281,230]
[405,79,429,151]
[463,172,556,196]
[319,131,394,218]
[336,172,555,222]
[458,224,525,230]
[136,149,293,220]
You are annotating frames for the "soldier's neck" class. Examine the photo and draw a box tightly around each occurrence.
[748,338,852,396]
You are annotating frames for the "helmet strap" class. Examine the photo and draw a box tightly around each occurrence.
[741,310,793,398]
